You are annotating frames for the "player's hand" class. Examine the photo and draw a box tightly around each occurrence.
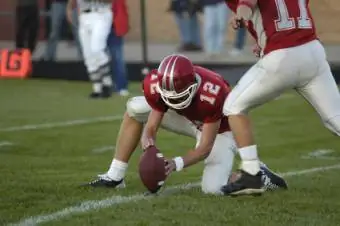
[230,14,247,30]
[141,136,155,150]
[165,159,176,176]
[252,44,261,58]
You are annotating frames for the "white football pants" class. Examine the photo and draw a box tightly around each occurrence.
[126,96,236,195]
[224,40,340,135]
[78,8,112,75]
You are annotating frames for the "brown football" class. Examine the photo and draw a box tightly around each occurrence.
[138,146,167,193]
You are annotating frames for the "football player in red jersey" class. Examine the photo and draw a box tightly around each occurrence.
[222,0,340,195]
[86,54,287,194]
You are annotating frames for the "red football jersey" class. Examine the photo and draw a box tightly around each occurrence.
[143,66,231,134]
[226,0,317,55]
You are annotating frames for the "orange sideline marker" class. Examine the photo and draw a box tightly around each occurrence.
[0,49,32,78]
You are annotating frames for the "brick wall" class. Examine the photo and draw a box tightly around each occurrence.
[1,0,340,44]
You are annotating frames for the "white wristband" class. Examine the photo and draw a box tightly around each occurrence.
[173,157,184,172]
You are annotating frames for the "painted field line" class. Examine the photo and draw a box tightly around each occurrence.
[10,164,340,226]
[301,149,339,160]
[92,146,116,154]
[0,115,122,132]
[0,141,13,147]
[0,141,14,150]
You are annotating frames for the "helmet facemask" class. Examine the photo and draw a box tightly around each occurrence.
[156,82,198,110]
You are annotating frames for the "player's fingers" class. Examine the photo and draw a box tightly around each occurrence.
[230,19,239,30]
[141,138,154,150]
[237,19,246,28]
[165,160,174,175]
[141,142,148,150]
[165,165,170,175]
[146,139,154,149]
[165,168,173,176]
[252,44,261,58]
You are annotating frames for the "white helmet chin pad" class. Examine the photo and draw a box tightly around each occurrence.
[157,83,198,109]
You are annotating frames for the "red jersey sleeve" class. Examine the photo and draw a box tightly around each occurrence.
[225,0,258,41]
[225,0,237,11]
[142,70,168,113]
[247,21,258,41]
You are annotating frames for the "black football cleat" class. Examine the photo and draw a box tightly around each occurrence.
[89,92,102,99]
[101,86,112,98]
[221,170,265,196]
[260,163,288,191]
[84,175,125,188]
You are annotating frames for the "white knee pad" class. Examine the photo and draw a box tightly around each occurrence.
[200,132,236,195]
[201,161,233,195]
[126,96,152,123]
[201,179,224,195]
[324,115,340,136]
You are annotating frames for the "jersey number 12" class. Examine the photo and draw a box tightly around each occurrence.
[274,0,312,31]
[200,82,221,105]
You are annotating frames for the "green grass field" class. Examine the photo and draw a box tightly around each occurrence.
[1,79,340,226]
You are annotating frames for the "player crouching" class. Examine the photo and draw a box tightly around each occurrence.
[85,54,287,195]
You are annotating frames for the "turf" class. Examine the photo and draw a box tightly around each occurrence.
[0,79,340,226]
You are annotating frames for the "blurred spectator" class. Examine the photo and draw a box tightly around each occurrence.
[42,0,82,61]
[229,27,247,57]
[202,0,228,57]
[15,0,39,54]
[108,0,129,96]
[68,7,83,59]
[168,0,202,52]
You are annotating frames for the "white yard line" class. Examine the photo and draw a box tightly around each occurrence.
[10,164,340,226]
[278,164,340,176]
[92,146,116,154]
[0,116,122,132]
[0,92,297,133]
[301,149,339,160]
[0,141,13,149]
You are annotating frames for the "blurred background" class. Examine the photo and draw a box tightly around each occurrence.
[0,0,340,85]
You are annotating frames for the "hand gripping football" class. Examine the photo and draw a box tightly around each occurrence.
[139,146,167,193]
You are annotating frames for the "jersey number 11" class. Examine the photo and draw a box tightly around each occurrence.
[274,0,312,31]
